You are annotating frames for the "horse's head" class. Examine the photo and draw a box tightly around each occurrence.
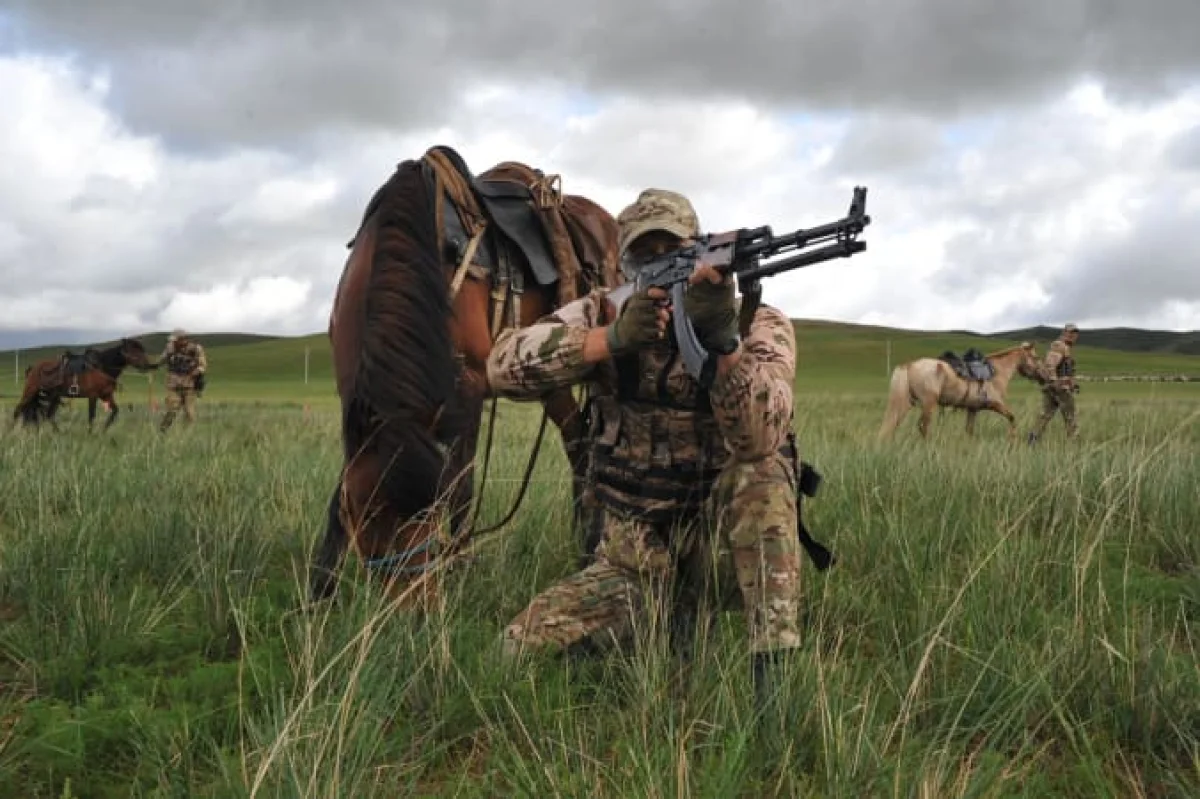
[1015,341,1043,381]
[119,337,153,370]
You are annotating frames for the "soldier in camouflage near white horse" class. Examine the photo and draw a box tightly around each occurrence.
[1028,323,1080,443]
[484,188,810,715]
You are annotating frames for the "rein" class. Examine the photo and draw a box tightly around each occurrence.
[464,397,550,538]
[446,267,551,547]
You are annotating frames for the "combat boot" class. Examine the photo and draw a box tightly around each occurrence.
[752,649,786,719]
[752,648,800,764]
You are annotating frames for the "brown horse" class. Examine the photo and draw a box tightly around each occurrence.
[307,145,619,608]
[11,338,154,431]
[877,342,1041,440]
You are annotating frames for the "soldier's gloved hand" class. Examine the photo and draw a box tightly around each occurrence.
[606,288,668,356]
[684,266,738,354]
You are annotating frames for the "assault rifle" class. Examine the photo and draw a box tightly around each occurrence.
[609,186,871,381]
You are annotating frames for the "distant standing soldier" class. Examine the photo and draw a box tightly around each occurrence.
[158,328,207,432]
[1028,323,1079,443]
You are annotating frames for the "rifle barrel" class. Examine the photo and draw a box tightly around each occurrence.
[736,240,866,282]
[745,215,870,257]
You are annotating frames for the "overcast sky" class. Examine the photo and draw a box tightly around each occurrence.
[2,0,1198,347]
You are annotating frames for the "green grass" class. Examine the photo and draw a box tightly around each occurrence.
[1,354,1197,797]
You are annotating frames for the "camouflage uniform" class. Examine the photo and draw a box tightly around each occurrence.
[486,188,803,659]
[158,329,207,431]
[1029,323,1079,441]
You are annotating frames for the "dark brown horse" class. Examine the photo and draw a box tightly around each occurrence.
[307,145,620,608]
[12,338,154,431]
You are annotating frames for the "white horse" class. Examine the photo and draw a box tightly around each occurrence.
[877,342,1042,440]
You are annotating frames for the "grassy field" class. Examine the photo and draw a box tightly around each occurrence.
[0,331,1197,797]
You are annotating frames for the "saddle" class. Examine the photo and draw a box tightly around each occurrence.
[62,349,99,375]
[429,145,607,305]
[350,145,614,308]
[939,348,995,382]
[37,348,100,394]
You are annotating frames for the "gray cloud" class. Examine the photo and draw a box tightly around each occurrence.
[2,2,1200,345]
[1165,125,1200,170]
[823,114,945,177]
[5,0,1200,148]
[1041,196,1200,321]
[793,84,1200,331]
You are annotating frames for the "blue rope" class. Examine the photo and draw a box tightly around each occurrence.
[364,538,437,576]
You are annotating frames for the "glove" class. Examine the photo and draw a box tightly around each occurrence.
[684,271,738,354]
[606,290,664,356]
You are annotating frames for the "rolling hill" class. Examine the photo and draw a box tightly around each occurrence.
[0,332,278,367]
[986,326,1200,356]
[2,321,1196,395]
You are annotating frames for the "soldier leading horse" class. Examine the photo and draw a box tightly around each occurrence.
[308,145,619,607]
[11,338,154,431]
[877,342,1042,440]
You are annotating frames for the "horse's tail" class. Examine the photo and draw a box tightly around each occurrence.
[344,158,466,519]
[13,393,36,424]
[12,374,44,425]
[878,364,914,440]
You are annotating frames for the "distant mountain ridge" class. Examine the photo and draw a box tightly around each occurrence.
[0,332,277,362]
[982,326,1200,356]
[1,324,1198,360]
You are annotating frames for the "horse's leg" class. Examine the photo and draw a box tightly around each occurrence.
[965,409,977,436]
[992,402,1018,440]
[45,392,63,432]
[103,394,119,431]
[917,397,936,438]
[307,477,349,604]
[87,397,97,431]
[12,383,41,428]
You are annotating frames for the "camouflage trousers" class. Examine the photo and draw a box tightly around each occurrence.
[502,451,802,657]
[160,386,198,431]
[1030,386,1077,439]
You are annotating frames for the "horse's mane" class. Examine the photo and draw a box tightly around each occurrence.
[94,343,125,369]
[983,343,1031,359]
[345,159,466,518]
[561,193,621,294]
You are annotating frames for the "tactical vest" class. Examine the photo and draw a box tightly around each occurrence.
[166,344,198,375]
[587,340,728,524]
[1055,340,1075,378]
